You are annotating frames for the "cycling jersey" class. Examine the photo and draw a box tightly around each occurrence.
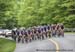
[12,30,16,35]
[24,31,28,36]
[57,25,59,30]
[27,30,31,35]
[44,26,46,31]
[21,30,24,35]
[61,25,64,29]
[47,25,50,30]
[16,30,20,36]
[51,25,56,30]
[40,26,44,32]
[38,28,41,33]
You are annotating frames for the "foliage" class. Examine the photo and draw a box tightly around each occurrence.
[0,0,75,29]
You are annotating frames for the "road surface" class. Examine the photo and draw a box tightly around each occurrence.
[13,33,75,52]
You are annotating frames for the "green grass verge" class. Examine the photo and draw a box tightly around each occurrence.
[65,32,75,33]
[0,38,16,52]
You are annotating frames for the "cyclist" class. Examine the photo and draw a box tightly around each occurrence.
[47,24,51,38]
[51,24,56,37]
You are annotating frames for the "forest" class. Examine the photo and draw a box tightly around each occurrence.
[0,0,75,29]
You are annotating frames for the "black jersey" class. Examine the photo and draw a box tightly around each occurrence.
[47,26,50,30]
[21,30,24,35]
[41,27,43,32]
[16,30,20,36]
[44,26,46,31]
[61,25,64,29]
[27,29,31,34]
[57,25,59,30]
[38,28,41,33]
[23,30,28,36]
[52,25,56,30]
[12,30,16,35]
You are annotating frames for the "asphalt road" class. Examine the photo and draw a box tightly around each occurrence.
[14,33,75,52]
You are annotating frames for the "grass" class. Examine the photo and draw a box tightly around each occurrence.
[65,32,75,33]
[0,38,16,52]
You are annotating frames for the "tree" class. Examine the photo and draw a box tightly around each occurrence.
[0,0,75,28]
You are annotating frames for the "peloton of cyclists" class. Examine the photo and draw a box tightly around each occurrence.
[12,23,64,43]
